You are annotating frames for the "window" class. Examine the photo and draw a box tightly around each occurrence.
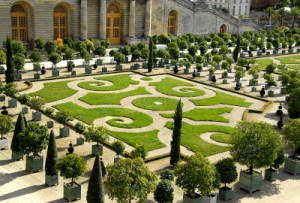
[239,6,241,15]
[53,5,68,39]
[168,10,177,35]
[233,6,236,15]
[11,5,27,42]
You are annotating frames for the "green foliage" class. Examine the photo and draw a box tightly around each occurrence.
[5,36,15,83]
[288,88,300,118]
[215,158,237,187]
[34,38,45,50]
[29,49,43,63]
[3,82,17,97]
[273,148,285,169]
[282,119,300,156]
[28,96,45,111]
[11,113,26,151]
[56,154,86,184]
[158,33,170,44]
[87,154,104,203]
[55,111,73,125]
[141,47,149,60]
[233,36,241,62]
[160,169,174,181]
[44,41,57,54]
[48,52,62,65]
[74,41,87,51]
[13,53,25,70]
[175,153,217,197]
[19,122,50,157]
[11,40,26,54]
[105,158,157,203]
[188,46,198,57]
[131,145,147,159]
[84,126,109,145]
[121,45,131,56]
[18,94,30,105]
[100,40,110,48]
[154,180,174,203]
[212,55,222,64]
[148,37,153,72]
[64,47,75,60]
[94,46,106,57]
[170,100,182,165]
[0,114,13,138]
[0,49,6,64]
[195,55,205,64]
[75,122,86,134]
[33,63,41,72]
[112,140,125,156]
[266,63,277,74]
[63,37,74,48]
[45,130,58,176]
[230,121,282,174]
[131,49,141,62]
[114,52,125,65]
[80,49,91,63]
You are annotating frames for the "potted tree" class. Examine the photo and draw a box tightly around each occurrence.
[248,65,260,91]
[282,119,300,175]
[55,111,72,137]
[174,153,217,203]
[45,130,58,186]
[230,121,281,193]
[56,154,86,202]
[29,49,43,79]
[75,122,85,145]
[265,148,285,181]
[29,96,45,121]
[4,83,18,108]
[81,49,92,74]
[48,52,62,77]
[84,126,109,156]
[212,55,223,70]
[19,122,50,172]
[154,179,174,203]
[111,140,125,163]
[0,82,5,102]
[114,52,125,71]
[18,94,30,114]
[215,158,238,201]
[11,112,26,160]
[0,114,13,150]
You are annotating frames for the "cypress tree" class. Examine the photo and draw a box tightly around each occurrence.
[87,154,104,203]
[101,158,106,177]
[170,99,182,166]
[148,37,153,72]
[5,36,15,83]
[11,112,25,152]
[233,36,241,62]
[45,130,58,176]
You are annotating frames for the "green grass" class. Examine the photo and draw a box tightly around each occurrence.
[190,91,252,107]
[287,64,300,72]
[79,87,150,105]
[256,59,274,70]
[141,77,153,81]
[161,107,232,123]
[150,77,205,97]
[54,102,153,128]
[132,97,181,111]
[78,74,139,91]
[210,133,232,144]
[108,130,165,152]
[276,54,300,64]
[166,121,235,156]
[29,80,78,103]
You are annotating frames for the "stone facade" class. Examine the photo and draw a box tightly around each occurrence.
[0,0,260,46]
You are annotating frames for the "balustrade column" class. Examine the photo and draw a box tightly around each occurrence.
[99,0,107,40]
[144,0,152,37]
[129,0,136,38]
[80,0,88,40]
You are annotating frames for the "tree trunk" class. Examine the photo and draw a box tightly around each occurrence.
[292,16,296,29]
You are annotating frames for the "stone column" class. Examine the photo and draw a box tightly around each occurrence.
[144,0,152,37]
[99,0,107,40]
[80,0,88,40]
[129,0,136,38]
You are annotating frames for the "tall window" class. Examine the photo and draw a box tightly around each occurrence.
[106,3,121,45]
[168,10,177,35]
[53,6,67,39]
[11,5,27,42]
[220,24,227,33]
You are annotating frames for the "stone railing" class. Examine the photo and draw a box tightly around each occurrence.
[173,0,195,10]
[239,19,263,31]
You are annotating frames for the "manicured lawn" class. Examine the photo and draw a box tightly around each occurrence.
[287,64,300,72]
[276,54,300,64]
[79,87,150,105]
[256,59,274,70]
[150,76,205,97]
[161,107,232,123]
[166,121,235,156]
[108,130,165,152]
[190,91,252,107]
[77,74,139,91]
[132,97,181,111]
[54,102,153,128]
[29,80,78,103]
[210,133,232,144]
[141,77,153,81]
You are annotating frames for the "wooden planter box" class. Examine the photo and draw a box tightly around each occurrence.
[45,174,59,186]
[64,182,81,202]
[92,144,103,156]
[251,87,257,92]
[60,127,70,137]
[273,50,278,55]
[288,48,293,53]
[22,107,28,114]
[32,111,42,121]
[282,50,286,54]
[219,187,233,201]
[12,150,23,161]
[0,137,9,149]
[76,137,84,145]
[257,51,262,56]
[8,99,17,108]
[183,194,203,203]
[47,121,54,128]
[85,66,92,74]
[102,67,107,72]
[52,69,59,77]
[0,95,5,102]
[26,155,43,173]
[268,90,274,97]
[115,64,122,71]
[264,168,278,181]
[34,73,40,79]
[239,170,262,194]
[96,59,103,65]
[284,156,300,175]
[15,73,22,81]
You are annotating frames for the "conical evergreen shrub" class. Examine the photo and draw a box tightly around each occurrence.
[11,112,25,152]
[45,130,58,176]
[101,158,106,177]
[87,154,104,203]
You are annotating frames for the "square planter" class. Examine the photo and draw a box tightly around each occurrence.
[0,95,5,102]
[92,144,103,156]
[32,111,42,121]
[12,150,23,161]
[45,174,59,187]
[102,67,107,72]
[85,66,92,74]
[64,182,81,202]
[115,64,122,71]
[8,99,17,108]
[183,194,203,203]
[281,87,287,94]
[76,137,84,145]
[22,107,28,114]
[297,49,300,53]
[282,50,286,54]
[158,61,165,67]
[207,195,217,203]
[71,70,76,75]
[273,50,278,55]
[34,73,40,79]
[284,156,300,175]
[257,51,262,56]
[184,69,190,74]
[26,155,43,173]
[264,168,278,181]
[0,137,9,149]
[47,121,54,128]
[251,87,257,92]
[239,170,262,194]
[60,127,70,137]
[219,187,233,201]
[288,48,293,53]
[143,62,148,69]
[222,79,228,84]
[214,64,220,70]
[15,73,22,81]
[196,72,200,77]
[97,59,103,65]
[134,63,140,69]
[266,52,271,55]
[52,69,59,77]
[268,90,274,97]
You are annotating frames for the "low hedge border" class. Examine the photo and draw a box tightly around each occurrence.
[18,80,33,92]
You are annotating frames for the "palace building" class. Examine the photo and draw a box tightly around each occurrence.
[0,0,260,46]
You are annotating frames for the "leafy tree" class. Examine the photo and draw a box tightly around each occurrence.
[148,37,153,72]
[230,121,282,174]
[212,55,223,65]
[288,88,300,118]
[3,82,17,97]
[94,46,106,57]
[188,46,198,57]
[266,63,277,74]
[131,145,147,159]
[0,49,6,64]
[215,158,237,188]
[104,158,157,203]
[114,52,125,65]
[44,41,57,54]
[11,112,26,152]
[35,38,45,50]
[5,36,15,83]
[112,140,125,156]
[11,40,26,55]
[131,49,141,62]
[75,122,86,134]
[265,7,275,25]
[282,119,300,156]
[48,52,62,66]
[81,49,91,65]
[278,8,287,26]
[87,154,104,203]
[170,100,182,165]
[19,122,50,157]
[160,169,174,181]
[13,53,25,70]
[55,111,73,126]
[141,47,149,61]
[154,180,174,203]
[85,40,94,53]
[56,154,86,186]
[291,7,300,28]
[233,36,241,62]
[174,153,217,197]
[122,45,131,56]
[0,114,13,138]
[84,126,109,145]
[45,130,58,176]
[29,49,43,64]
[64,47,75,60]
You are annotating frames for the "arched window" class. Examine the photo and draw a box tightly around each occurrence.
[168,10,177,35]
[220,24,227,33]
[106,4,121,45]
[11,5,27,42]
[53,5,68,39]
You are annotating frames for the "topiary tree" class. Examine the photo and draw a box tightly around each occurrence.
[75,122,86,135]
[55,111,73,126]
[81,49,91,65]
[34,38,45,50]
[215,158,237,189]
[288,88,300,118]
[104,157,157,203]
[148,37,153,72]
[121,45,131,56]
[266,63,277,74]
[13,53,25,71]
[94,46,106,57]
[131,49,141,62]
[170,99,182,166]
[45,130,58,176]
[233,36,241,62]
[131,145,147,160]
[0,114,13,139]
[45,41,57,55]
[84,126,109,145]
[282,119,300,157]
[5,36,15,83]
[48,52,62,68]
[11,40,26,55]
[154,179,174,203]
[11,112,26,159]
[0,49,6,64]
[112,140,125,157]
[114,52,125,65]
[160,169,174,181]
[87,154,104,203]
